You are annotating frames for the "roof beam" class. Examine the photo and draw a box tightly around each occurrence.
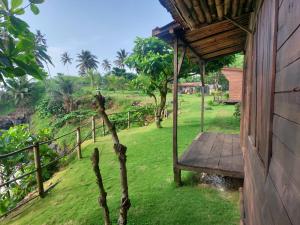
[224,16,253,35]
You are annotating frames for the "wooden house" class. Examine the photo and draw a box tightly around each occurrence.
[153,0,300,224]
[221,67,243,102]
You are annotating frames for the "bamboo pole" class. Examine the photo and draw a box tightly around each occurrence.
[215,0,224,20]
[91,148,111,225]
[92,116,96,143]
[33,142,44,198]
[208,0,217,21]
[232,0,239,17]
[199,0,212,24]
[224,0,231,16]
[174,0,197,29]
[192,0,205,23]
[76,127,82,159]
[238,0,246,16]
[245,0,252,12]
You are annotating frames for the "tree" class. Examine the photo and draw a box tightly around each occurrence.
[6,76,33,107]
[61,52,73,74]
[101,59,111,72]
[76,50,99,75]
[114,49,128,69]
[51,76,75,113]
[126,37,195,128]
[111,67,136,80]
[86,69,100,88]
[0,0,48,85]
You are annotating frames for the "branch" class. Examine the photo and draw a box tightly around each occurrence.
[94,92,131,225]
[91,148,111,225]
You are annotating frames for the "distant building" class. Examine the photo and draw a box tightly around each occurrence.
[221,67,243,103]
[177,82,209,94]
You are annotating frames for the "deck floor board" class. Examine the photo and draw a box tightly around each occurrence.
[178,132,244,178]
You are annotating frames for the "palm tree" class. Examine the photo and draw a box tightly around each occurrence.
[101,59,111,72]
[52,76,75,113]
[76,50,99,75]
[34,30,53,69]
[6,76,32,107]
[114,49,128,69]
[61,52,73,74]
[86,69,100,88]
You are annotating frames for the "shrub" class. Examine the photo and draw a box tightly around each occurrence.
[36,97,64,118]
[233,103,241,119]
[207,100,215,106]
[0,125,58,213]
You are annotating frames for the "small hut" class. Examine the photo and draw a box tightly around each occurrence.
[221,67,243,103]
[153,0,300,225]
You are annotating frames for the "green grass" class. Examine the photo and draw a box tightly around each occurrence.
[3,95,240,225]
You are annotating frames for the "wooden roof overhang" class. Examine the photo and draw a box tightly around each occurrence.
[153,0,253,62]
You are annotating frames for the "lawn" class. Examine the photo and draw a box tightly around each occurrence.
[2,95,240,225]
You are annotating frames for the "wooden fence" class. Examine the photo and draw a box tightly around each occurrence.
[0,107,169,203]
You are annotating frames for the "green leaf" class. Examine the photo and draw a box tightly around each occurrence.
[0,55,12,67]
[0,0,8,10]
[29,0,44,4]
[11,0,23,10]
[14,8,25,15]
[30,3,39,15]
[9,16,29,33]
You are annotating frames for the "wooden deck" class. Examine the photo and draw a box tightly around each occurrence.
[178,132,244,178]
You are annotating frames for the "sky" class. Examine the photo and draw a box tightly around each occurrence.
[22,0,172,76]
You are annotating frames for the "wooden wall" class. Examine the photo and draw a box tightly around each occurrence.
[241,0,300,224]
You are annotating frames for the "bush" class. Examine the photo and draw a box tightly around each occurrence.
[53,109,97,129]
[36,97,64,118]
[207,100,215,106]
[0,125,58,214]
[233,103,241,119]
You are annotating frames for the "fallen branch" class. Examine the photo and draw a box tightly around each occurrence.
[91,148,111,225]
[94,92,131,225]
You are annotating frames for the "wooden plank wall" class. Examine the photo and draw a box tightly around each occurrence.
[241,0,300,224]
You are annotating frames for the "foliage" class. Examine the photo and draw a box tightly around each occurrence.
[34,30,53,68]
[206,54,237,74]
[114,49,128,69]
[61,52,72,66]
[233,103,241,119]
[36,97,64,118]
[0,0,48,84]
[103,74,128,91]
[5,76,33,106]
[76,50,99,75]
[0,124,57,214]
[111,67,136,80]
[229,53,244,69]
[101,59,111,72]
[53,109,97,129]
[86,69,101,88]
[126,37,196,127]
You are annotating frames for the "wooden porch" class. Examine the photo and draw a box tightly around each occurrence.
[178,132,244,179]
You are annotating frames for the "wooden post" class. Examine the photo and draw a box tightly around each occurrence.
[239,187,245,225]
[127,111,130,129]
[200,62,205,133]
[173,37,180,186]
[102,119,106,136]
[76,127,82,159]
[33,142,44,198]
[92,116,96,143]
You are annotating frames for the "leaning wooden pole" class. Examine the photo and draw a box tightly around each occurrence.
[200,62,206,133]
[95,93,130,225]
[91,148,111,225]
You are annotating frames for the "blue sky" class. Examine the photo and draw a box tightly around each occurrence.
[22,0,172,76]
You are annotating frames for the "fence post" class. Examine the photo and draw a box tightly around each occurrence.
[92,116,96,143]
[102,119,105,136]
[127,111,130,129]
[33,142,44,198]
[76,127,82,159]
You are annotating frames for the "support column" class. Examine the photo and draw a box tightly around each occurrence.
[173,37,181,186]
[200,62,206,133]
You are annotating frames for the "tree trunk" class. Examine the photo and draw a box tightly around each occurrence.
[155,85,168,128]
